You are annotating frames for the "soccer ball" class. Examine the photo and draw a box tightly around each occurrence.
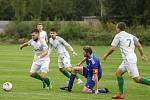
[2,82,12,91]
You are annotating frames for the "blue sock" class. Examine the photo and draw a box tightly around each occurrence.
[68,74,76,90]
[92,88,107,93]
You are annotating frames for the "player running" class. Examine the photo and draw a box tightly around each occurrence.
[60,46,109,94]
[37,23,48,43]
[103,22,150,99]
[49,28,83,84]
[20,29,52,89]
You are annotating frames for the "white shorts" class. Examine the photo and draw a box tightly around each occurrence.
[119,60,139,78]
[58,52,72,68]
[30,60,50,73]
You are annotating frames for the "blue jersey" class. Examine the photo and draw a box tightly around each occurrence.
[85,53,102,79]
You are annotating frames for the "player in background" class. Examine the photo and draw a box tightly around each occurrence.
[49,28,83,84]
[103,22,150,99]
[37,23,48,43]
[20,29,52,89]
[60,46,109,94]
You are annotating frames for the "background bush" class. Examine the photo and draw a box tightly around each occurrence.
[1,21,150,46]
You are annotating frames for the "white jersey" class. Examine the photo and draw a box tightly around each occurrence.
[111,31,139,60]
[27,39,49,61]
[39,30,48,41]
[49,36,74,55]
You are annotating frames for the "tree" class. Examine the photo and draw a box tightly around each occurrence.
[0,0,14,20]
[10,0,28,21]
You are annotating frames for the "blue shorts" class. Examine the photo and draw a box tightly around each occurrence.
[83,67,102,90]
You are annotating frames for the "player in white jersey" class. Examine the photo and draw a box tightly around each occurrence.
[49,28,83,84]
[20,29,52,89]
[37,23,48,43]
[103,22,150,99]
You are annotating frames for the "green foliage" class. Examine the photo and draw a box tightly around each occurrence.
[1,21,150,45]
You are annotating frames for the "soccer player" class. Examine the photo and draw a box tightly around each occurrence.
[37,23,48,43]
[49,28,83,84]
[60,46,109,94]
[20,29,52,89]
[103,22,150,99]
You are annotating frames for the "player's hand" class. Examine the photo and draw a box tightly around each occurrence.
[76,63,81,67]
[141,55,148,62]
[95,89,99,94]
[72,51,78,56]
[33,56,40,62]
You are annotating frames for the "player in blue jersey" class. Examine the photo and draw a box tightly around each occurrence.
[60,46,109,94]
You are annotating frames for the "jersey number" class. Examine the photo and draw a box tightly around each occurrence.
[126,39,131,47]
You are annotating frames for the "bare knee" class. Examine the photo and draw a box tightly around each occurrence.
[116,69,124,77]
[133,76,141,83]
[30,73,35,77]
[59,68,64,72]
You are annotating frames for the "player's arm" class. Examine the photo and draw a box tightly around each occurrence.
[103,35,119,60]
[45,33,48,44]
[39,50,48,58]
[134,38,148,61]
[48,42,53,55]
[59,37,77,56]
[20,42,28,50]
[93,68,99,94]
[77,58,86,66]
[103,46,117,60]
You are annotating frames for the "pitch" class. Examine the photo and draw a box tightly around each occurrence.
[0,44,150,100]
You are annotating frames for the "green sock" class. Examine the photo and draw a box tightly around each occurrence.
[43,77,50,86]
[139,77,150,85]
[117,77,124,94]
[62,70,70,78]
[33,73,42,81]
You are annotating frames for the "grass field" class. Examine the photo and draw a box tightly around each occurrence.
[0,44,150,100]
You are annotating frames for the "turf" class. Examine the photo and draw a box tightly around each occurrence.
[0,44,150,100]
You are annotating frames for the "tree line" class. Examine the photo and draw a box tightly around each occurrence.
[0,0,149,24]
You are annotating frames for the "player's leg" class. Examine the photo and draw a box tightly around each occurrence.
[83,78,109,94]
[58,55,71,78]
[58,63,70,78]
[60,66,84,91]
[63,56,83,84]
[112,61,126,99]
[30,62,42,80]
[127,63,150,85]
[40,60,52,89]
[67,66,84,90]
[30,62,47,88]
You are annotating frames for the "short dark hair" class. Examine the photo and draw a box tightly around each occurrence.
[117,22,126,31]
[31,29,39,34]
[83,46,92,55]
[50,28,57,32]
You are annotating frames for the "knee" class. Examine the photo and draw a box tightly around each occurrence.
[116,71,121,77]
[133,77,141,83]
[30,73,35,77]
[40,75,45,80]
[59,68,64,72]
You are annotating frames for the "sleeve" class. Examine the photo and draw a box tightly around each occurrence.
[58,37,74,52]
[111,35,120,47]
[41,40,48,51]
[133,35,139,44]
[48,39,53,55]
[27,39,32,46]
[45,32,48,41]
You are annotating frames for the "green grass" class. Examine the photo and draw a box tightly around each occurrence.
[0,44,150,100]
